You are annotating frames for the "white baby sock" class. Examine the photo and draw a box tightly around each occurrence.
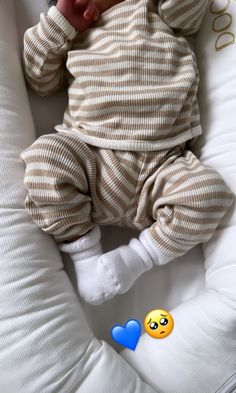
[58,226,104,303]
[139,228,174,265]
[59,227,173,305]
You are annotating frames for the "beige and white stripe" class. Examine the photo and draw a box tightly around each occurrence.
[20,132,234,259]
[23,0,208,151]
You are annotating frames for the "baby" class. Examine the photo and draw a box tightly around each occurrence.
[20,0,234,305]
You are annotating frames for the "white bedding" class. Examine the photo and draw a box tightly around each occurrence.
[0,0,235,392]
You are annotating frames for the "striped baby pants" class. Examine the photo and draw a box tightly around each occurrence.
[20,132,234,259]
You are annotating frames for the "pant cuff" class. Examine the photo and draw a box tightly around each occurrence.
[58,226,101,253]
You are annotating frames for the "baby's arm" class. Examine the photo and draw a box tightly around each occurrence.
[158,0,208,38]
[23,6,77,97]
[23,0,100,97]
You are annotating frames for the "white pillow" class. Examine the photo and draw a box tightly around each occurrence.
[122,2,236,393]
[0,1,157,392]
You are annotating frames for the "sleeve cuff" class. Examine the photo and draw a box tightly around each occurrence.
[48,6,78,40]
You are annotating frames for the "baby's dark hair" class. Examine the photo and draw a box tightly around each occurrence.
[47,0,58,6]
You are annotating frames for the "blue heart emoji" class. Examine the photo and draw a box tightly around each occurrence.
[111,319,141,351]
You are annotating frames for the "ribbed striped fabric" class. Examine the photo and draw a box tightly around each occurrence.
[23,0,208,151]
[20,133,234,258]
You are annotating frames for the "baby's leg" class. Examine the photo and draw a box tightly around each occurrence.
[20,133,107,297]
[104,148,234,284]
[146,149,234,264]
[20,132,96,242]
[79,149,234,305]
[21,135,150,305]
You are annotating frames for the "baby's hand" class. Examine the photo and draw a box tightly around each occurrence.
[56,0,100,32]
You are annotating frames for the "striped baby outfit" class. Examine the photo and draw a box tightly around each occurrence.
[23,0,208,151]
[21,134,234,254]
[20,0,234,257]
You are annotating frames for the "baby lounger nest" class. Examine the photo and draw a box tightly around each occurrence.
[0,0,235,392]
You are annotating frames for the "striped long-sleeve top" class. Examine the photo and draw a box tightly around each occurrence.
[23,0,208,151]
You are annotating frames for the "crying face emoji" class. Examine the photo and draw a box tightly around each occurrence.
[144,309,174,339]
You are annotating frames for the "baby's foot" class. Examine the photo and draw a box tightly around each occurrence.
[72,250,120,305]
[59,227,170,305]
[59,226,120,304]
[76,238,153,305]
[58,226,104,303]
